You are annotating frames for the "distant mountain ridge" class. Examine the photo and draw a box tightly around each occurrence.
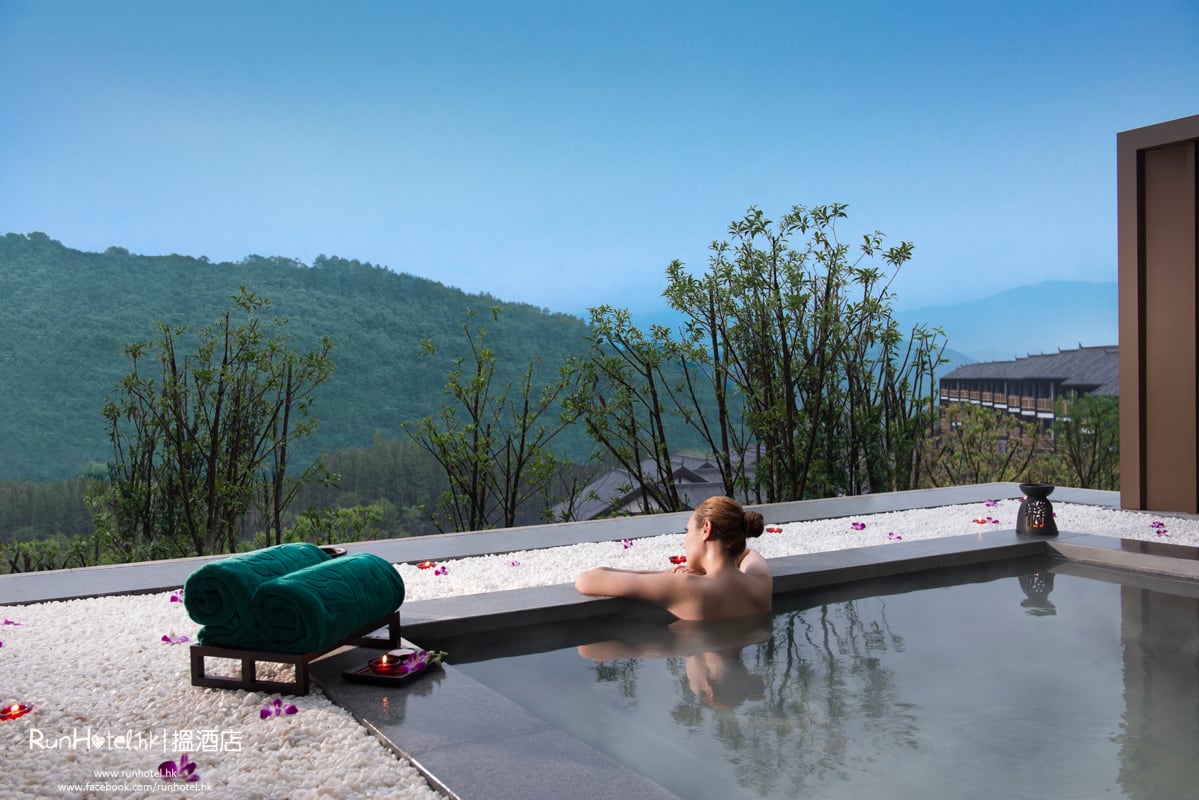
[896,280,1118,363]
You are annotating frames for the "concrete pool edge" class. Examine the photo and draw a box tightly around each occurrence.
[311,526,1196,800]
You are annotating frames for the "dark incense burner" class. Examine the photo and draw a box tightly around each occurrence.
[1016,483,1058,536]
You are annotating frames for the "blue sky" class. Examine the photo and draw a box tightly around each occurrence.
[1,1,1196,319]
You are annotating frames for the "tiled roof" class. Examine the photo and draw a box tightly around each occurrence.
[551,453,753,521]
[560,467,641,521]
[677,482,733,510]
[942,345,1119,396]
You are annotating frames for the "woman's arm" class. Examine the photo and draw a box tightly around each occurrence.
[575,566,691,608]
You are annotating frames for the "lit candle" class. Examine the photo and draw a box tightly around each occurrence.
[368,655,401,675]
[0,703,33,721]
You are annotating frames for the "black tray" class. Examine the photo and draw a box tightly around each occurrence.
[341,655,443,686]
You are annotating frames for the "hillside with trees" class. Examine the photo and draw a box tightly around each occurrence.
[0,231,596,481]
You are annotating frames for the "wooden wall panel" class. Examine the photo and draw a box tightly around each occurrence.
[1118,115,1199,512]
[1141,145,1197,511]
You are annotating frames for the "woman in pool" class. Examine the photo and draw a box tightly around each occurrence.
[574,496,772,621]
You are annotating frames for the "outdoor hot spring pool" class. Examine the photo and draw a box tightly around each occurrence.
[433,556,1199,799]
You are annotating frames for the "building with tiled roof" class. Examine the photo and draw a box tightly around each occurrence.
[553,454,750,522]
[939,345,1118,424]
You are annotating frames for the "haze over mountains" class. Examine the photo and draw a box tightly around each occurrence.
[895,280,1118,363]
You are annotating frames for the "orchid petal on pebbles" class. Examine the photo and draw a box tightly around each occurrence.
[3,500,1197,800]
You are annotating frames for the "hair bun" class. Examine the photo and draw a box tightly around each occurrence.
[744,510,765,539]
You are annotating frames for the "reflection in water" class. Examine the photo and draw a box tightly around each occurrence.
[736,599,918,797]
[682,647,766,710]
[1019,571,1057,616]
[579,602,917,798]
[1118,585,1199,800]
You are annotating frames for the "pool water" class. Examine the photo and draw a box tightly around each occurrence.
[452,558,1199,799]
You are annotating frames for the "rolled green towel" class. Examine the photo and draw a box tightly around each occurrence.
[245,552,405,653]
[184,543,329,640]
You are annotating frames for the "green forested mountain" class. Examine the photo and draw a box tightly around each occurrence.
[0,232,595,481]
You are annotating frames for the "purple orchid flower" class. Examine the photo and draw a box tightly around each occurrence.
[169,590,184,603]
[161,632,190,645]
[622,538,633,549]
[260,697,298,719]
[2,618,23,626]
[887,532,902,541]
[397,652,427,675]
[508,560,521,567]
[984,499,998,508]
[434,565,448,576]
[850,522,866,531]
[159,752,199,782]
[392,649,446,676]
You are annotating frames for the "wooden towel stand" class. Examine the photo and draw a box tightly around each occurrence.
[189,610,401,696]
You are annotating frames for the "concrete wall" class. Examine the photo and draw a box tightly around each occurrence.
[1118,114,1199,511]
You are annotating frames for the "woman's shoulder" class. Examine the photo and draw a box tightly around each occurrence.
[737,548,771,577]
